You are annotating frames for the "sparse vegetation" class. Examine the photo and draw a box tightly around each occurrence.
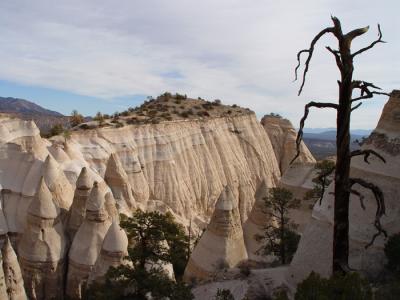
[384,233,400,274]
[295,271,372,300]
[70,109,84,127]
[94,111,105,125]
[214,289,234,300]
[304,160,335,205]
[71,93,252,131]
[268,112,282,118]
[85,210,193,300]
[49,123,64,137]
[256,187,300,265]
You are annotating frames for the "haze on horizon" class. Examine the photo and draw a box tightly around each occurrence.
[0,0,399,129]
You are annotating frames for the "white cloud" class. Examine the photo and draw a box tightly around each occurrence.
[0,0,399,128]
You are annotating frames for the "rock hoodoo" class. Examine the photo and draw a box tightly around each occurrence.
[104,153,136,212]
[184,186,248,281]
[41,154,74,210]
[67,181,112,299]
[2,236,27,300]
[18,177,67,300]
[67,167,93,239]
[89,221,128,282]
[0,99,315,298]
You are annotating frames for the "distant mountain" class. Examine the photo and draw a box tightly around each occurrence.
[303,128,372,136]
[302,129,371,160]
[0,97,68,134]
[0,97,63,117]
[303,130,369,142]
[303,127,337,134]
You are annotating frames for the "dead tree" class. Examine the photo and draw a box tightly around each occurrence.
[292,16,390,274]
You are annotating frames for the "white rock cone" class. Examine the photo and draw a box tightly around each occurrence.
[0,260,8,300]
[41,154,74,209]
[67,181,112,299]
[18,177,67,300]
[89,221,128,283]
[0,197,9,249]
[104,153,136,211]
[2,236,28,300]
[184,185,248,281]
[67,167,93,239]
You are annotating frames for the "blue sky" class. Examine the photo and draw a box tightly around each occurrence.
[0,0,399,128]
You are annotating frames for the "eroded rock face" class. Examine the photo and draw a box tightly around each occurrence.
[261,115,317,233]
[104,153,136,212]
[0,117,74,240]
[67,167,94,239]
[2,237,27,300]
[18,177,67,300]
[261,115,315,175]
[243,179,276,263]
[184,186,248,281]
[89,221,128,283]
[287,92,400,289]
[0,111,289,298]
[70,114,281,225]
[67,182,112,299]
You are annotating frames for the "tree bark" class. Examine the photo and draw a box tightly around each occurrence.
[293,17,388,275]
[333,43,353,273]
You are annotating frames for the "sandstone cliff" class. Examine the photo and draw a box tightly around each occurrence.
[261,115,317,232]
[0,106,283,298]
[184,186,248,281]
[69,112,281,226]
[261,115,315,175]
[287,91,400,289]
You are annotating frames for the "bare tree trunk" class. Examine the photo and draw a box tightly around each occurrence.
[292,16,389,275]
[333,48,353,273]
[280,210,286,265]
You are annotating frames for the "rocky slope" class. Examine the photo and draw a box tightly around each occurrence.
[0,97,62,117]
[69,111,281,227]
[0,97,69,134]
[287,91,400,290]
[261,115,315,175]
[0,101,284,298]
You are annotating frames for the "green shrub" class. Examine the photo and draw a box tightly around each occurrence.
[175,93,187,100]
[49,124,64,137]
[295,272,372,300]
[214,289,234,300]
[384,233,400,274]
[374,278,400,300]
[238,262,251,278]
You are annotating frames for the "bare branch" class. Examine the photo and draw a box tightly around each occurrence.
[351,102,363,111]
[295,27,334,95]
[317,166,335,205]
[352,24,386,57]
[351,80,390,102]
[350,149,386,164]
[294,50,309,81]
[352,91,390,102]
[290,101,338,164]
[350,189,366,210]
[330,16,343,37]
[345,26,369,41]
[326,46,342,70]
[350,178,387,248]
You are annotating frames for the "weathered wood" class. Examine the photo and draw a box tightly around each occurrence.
[292,16,387,274]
